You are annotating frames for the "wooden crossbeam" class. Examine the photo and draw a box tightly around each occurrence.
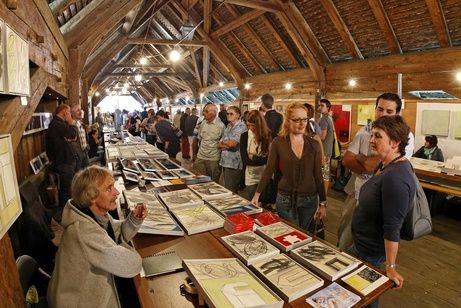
[215,0,280,13]
[115,64,173,69]
[107,72,194,78]
[210,9,265,38]
[127,38,208,46]
[319,0,363,59]
[367,0,402,54]
[425,0,452,48]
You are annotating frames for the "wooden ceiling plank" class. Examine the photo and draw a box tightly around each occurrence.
[319,0,363,59]
[50,0,72,19]
[203,0,212,88]
[228,33,266,74]
[189,47,203,88]
[424,0,452,48]
[108,72,193,77]
[219,38,252,77]
[215,0,280,13]
[127,38,208,46]
[121,2,143,34]
[210,9,265,38]
[223,3,282,71]
[130,0,169,36]
[260,14,299,67]
[156,11,182,38]
[116,64,172,69]
[367,0,402,54]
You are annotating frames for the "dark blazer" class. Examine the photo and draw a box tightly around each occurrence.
[412,146,444,162]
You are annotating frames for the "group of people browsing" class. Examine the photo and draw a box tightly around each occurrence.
[45,92,439,307]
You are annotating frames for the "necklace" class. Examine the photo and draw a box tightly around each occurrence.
[378,155,404,172]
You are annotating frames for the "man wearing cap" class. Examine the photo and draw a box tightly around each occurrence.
[260,94,283,139]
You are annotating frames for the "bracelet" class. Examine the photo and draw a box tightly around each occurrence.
[386,264,396,269]
[319,202,327,208]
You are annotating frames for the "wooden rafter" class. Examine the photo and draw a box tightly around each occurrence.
[129,0,169,36]
[127,38,208,46]
[367,0,402,54]
[260,14,299,67]
[319,0,363,59]
[214,0,279,13]
[108,72,194,77]
[121,2,143,34]
[115,64,172,69]
[171,0,245,87]
[189,48,203,88]
[211,9,264,38]
[50,0,71,18]
[219,39,252,76]
[224,3,282,71]
[424,0,452,48]
[203,0,212,88]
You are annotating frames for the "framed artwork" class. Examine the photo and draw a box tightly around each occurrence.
[256,221,312,252]
[0,134,23,240]
[421,110,450,136]
[188,182,233,201]
[158,188,203,210]
[207,194,262,216]
[171,204,224,235]
[330,105,351,142]
[23,113,53,135]
[357,104,375,126]
[455,112,461,139]
[39,152,49,165]
[0,19,5,93]
[29,156,43,174]
[6,24,29,96]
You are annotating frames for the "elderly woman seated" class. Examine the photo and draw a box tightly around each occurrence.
[47,165,147,307]
[412,135,444,162]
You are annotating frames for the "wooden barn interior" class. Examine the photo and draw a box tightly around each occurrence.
[1,0,461,307]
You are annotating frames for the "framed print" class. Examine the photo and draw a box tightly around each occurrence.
[5,24,29,96]
[0,19,5,93]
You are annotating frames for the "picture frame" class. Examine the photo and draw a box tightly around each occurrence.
[29,156,43,174]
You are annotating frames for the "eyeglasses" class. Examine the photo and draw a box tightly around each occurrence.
[227,112,235,116]
[290,118,308,124]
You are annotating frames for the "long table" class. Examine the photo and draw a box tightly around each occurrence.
[415,168,461,197]
[131,208,394,307]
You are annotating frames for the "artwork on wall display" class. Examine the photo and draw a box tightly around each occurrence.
[5,24,29,96]
[171,204,224,235]
[29,156,44,174]
[39,152,49,165]
[290,241,361,281]
[207,194,262,216]
[221,231,280,265]
[305,282,361,308]
[182,258,284,308]
[256,221,312,252]
[250,254,324,302]
[158,188,204,210]
[357,104,375,126]
[188,182,233,200]
[330,105,351,142]
[421,110,450,136]
[455,112,461,139]
[341,265,389,296]
[0,19,5,93]
[0,135,23,240]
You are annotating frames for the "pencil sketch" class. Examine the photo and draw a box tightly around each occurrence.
[251,254,324,302]
[158,188,203,210]
[139,208,184,236]
[123,190,164,210]
[221,231,280,265]
[141,171,161,181]
[207,195,262,216]
[6,25,29,95]
[188,182,233,200]
[171,204,224,234]
[183,258,283,308]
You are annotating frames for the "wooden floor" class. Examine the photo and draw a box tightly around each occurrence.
[325,190,461,308]
[180,157,461,307]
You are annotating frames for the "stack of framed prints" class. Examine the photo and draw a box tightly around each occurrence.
[256,221,312,252]
[207,195,262,216]
[250,254,324,302]
[171,204,224,235]
[158,188,203,210]
[155,158,181,170]
[341,265,389,296]
[305,282,361,308]
[221,231,280,265]
[290,241,361,281]
[137,158,163,172]
[171,168,195,179]
[182,258,284,308]
[188,182,233,200]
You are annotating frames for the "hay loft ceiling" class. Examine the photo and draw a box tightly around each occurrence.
[49,0,461,105]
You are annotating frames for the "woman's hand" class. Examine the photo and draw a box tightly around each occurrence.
[386,267,404,289]
[251,193,260,207]
[132,203,148,220]
[314,205,327,221]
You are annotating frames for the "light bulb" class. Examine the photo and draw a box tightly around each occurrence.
[95,92,100,97]
[349,79,357,87]
[139,57,147,65]
[285,83,292,90]
[135,74,142,82]
[219,81,224,87]
[456,72,461,81]
[124,82,129,88]
[105,88,110,93]
[169,50,181,62]
[244,83,250,89]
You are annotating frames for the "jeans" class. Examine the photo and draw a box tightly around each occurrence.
[347,244,385,308]
[275,192,318,232]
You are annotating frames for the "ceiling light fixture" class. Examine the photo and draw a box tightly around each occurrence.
[349,79,357,87]
[456,72,461,81]
[169,49,181,62]
[95,92,100,97]
[135,74,142,82]
[285,83,292,90]
[139,57,148,65]
[244,83,250,90]
[124,82,129,88]
[219,81,224,87]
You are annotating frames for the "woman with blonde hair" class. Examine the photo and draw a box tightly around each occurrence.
[251,104,326,232]
[240,110,272,200]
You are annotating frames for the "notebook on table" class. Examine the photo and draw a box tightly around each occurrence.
[140,250,183,278]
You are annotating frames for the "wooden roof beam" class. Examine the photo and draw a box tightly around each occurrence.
[210,10,265,38]
[367,0,402,54]
[115,64,173,69]
[425,0,452,48]
[129,0,169,36]
[121,2,143,34]
[260,14,299,67]
[50,0,72,18]
[203,0,212,87]
[224,3,283,71]
[108,72,194,77]
[189,48,203,88]
[127,38,208,46]
[227,33,266,74]
[214,0,280,13]
[319,0,363,59]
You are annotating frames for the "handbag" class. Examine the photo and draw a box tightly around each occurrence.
[400,171,432,240]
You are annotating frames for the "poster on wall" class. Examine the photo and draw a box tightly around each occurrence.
[455,112,461,139]
[421,110,450,136]
[0,19,5,93]
[6,24,30,96]
[0,134,23,240]
[357,104,375,126]
[331,105,351,142]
